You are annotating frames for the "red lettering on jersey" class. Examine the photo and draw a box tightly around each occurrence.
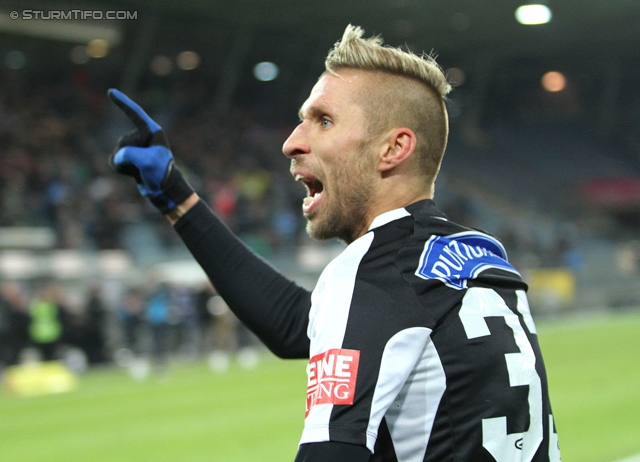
[305,349,360,417]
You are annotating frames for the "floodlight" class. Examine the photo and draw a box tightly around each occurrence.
[515,4,552,25]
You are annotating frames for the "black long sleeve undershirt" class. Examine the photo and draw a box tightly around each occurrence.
[173,199,312,359]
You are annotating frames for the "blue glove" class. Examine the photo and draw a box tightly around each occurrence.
[108,88,194,214]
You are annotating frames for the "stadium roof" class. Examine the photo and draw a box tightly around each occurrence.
[3,0,639,60]
[1,0,639,119]
[124,0,640,53]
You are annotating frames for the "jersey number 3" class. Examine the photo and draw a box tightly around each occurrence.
[459,288,559,462]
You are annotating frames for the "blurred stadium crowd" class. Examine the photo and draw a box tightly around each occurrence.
[0,274,262,374]
[0,67,303,252]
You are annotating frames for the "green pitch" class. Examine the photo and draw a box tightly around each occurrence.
[1,310,639,461]
[539,310,640,462]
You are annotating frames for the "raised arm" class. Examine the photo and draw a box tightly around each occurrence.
[107,89,312,358]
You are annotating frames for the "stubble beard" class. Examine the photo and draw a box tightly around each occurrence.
[305,145,376,244]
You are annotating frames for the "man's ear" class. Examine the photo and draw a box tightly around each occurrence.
[378,127,417,173]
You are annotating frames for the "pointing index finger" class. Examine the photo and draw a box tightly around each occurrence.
[108,88,162,134]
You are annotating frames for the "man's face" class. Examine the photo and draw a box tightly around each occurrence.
[282,70,379,243]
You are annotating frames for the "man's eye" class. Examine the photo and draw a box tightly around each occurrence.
[321,118,332,127]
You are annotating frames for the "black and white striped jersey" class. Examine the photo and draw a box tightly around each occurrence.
[175,198,560,461]
[300,199,560,461]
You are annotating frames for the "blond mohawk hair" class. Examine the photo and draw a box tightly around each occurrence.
[325,24,451,98]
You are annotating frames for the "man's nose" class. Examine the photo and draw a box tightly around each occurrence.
[282,123,310,158]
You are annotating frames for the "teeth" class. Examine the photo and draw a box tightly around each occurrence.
[303,192,320,207]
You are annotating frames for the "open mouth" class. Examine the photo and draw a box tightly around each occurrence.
[295,174,325,213]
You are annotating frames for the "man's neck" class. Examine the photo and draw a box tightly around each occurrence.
[351,189,433,242]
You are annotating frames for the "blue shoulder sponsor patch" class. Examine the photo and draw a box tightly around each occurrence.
[415,231,520,290]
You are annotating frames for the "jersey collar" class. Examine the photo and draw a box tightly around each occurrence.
[368,207,411,232]
[367,199,447,232]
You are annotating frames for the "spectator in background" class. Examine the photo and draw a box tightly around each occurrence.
[83,286,109,364]
[145,282,171,371]
[194,282,216,355]
[205,294,238,373]
[0,283,8,365]
[117,287,144,359]
[168,284,198,359]
[0,281,29,366]
[28,282,64,361]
